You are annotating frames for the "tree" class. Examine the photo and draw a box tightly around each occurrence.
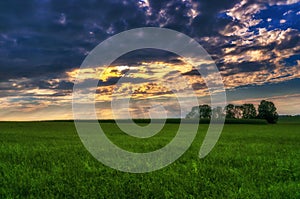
[199,105,212,119]
[233,105,243,119]
[225,104,235,119]
[212,106,225,119]
[186,106,200,119]
[257,100,278,123]
[242,104,257,119]
[186,105,212,119]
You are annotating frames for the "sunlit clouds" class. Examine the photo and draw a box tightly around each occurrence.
[69,60,209,119]
[0,0,299,120]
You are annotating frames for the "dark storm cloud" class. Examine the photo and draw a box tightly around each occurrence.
[275,29,300,50]
[96,76,150,87]
[0,0,241,81]
[111,49,182,66]
[1,0,300,120]
[145,0,239,35]
[0,0,149,82]
[192,82,207,90]
[0,0,299,91]
[190,0,239,37]
[218,61,277,76]
[182,69,201,76]
[75,76,150,90]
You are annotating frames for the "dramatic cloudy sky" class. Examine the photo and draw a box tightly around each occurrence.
[0,0,299,120]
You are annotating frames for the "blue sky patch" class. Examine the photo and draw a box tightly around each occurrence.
[251,3,300,32]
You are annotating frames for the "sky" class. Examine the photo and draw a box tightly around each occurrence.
[0,0,299,121]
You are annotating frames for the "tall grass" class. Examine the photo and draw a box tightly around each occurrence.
[0,121,299,198]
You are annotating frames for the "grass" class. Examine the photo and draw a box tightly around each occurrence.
[69,118,268,124]
[278,115,300,124]
[0,120,300,198]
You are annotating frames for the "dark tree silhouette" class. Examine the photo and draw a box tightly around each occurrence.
[233,105,244,119]
[212,106,224,119]
[242,104,257,119]
[186,105,212,119]
[199,105,212,119]
[186,106,200,119]
[225,104,235,119]
[257,100,278,123]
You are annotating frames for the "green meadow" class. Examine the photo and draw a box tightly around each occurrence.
[1,119,300,198]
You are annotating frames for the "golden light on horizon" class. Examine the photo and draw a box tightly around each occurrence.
[2,56,299,121]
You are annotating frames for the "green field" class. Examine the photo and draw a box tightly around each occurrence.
[1,120,300,198]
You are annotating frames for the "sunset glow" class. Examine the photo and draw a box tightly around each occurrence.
[0,0,299,121]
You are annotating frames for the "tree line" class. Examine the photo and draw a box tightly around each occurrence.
[186,100,279,124]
